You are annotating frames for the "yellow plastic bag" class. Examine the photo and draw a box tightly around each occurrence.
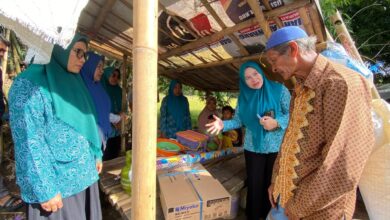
[359,99,390,220]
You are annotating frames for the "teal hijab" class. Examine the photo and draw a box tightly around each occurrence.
[166,80,188,131]
[102,67,122,114]
[238,61,283,147]
[18,33,101,156]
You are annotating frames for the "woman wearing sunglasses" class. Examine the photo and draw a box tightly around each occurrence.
[9,34,103,220]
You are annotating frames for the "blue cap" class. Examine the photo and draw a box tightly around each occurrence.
[265,26,308,50]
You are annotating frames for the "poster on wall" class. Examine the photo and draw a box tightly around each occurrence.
[158,0,303,64]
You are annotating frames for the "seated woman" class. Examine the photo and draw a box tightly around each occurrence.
[160,80,191,138]
[80,52,125,153]
[102,67,126,160]
[197,96,219,133]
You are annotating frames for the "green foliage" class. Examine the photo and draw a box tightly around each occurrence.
[320,0,390,64]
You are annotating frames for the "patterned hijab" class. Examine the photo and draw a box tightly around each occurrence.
[238,61,283,147]
[80,52,112,137]
[102,67,122,114]
[18,33,101,155]
[166,80,188,131]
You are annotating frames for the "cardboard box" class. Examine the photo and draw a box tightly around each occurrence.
[158,164,231,220]
[159,173,201,220]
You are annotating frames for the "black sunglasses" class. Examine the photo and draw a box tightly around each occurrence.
[0,48,7,53]
[72,48,88,60]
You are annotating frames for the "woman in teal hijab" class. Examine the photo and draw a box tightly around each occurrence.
[9,34,102,219]
[160,80,191,138]
[206,61,291,219]
[101,67,125,160]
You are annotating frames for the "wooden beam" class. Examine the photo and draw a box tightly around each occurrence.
[132,0,157,219]
[159,18,257,60]
[298,7,315,36]
[262,0,272,10]
[91,0,117,35]
[121,54,128,154]
[159,0,310,60]
[119,0,133,10]
[308,3,325,42]
[200,0,249,56]
[158,3,199,39]
[247,0,272,38]
[161,53,262,75]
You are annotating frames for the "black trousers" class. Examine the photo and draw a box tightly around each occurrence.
[244,150,278,220]
[103,136,121,161]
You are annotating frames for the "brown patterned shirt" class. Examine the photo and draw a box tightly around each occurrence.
[272,55,375,219]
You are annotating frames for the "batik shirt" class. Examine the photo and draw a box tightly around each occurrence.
[9,78,100,203]
[272,55,375,219]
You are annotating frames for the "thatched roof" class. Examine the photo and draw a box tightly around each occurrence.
[77,0,327,91]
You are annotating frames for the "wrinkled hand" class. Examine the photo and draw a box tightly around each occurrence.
[268,184,276,208]
[96,161,103,174]
[205,115,223,135]
[41,194,63,213]
[260,116,278,131]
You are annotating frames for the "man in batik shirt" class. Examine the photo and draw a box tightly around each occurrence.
[265,26,374,220]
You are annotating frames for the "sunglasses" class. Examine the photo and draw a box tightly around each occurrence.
[0,48,7,53]
[72,48,88,60]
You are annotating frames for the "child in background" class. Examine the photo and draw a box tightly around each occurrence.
[206,114,223,151]
[222,106,243,148]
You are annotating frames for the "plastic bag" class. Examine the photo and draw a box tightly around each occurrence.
[359,99,390,220]
[321,42,373,82]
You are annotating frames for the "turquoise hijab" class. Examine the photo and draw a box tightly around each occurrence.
[102,67,122,114]
[166,80,188,131]
[238,61,283,147]
[18,33,101,156]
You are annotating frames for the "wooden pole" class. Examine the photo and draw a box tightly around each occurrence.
[121,55,128,154]
[308,3,325,43]
[298,7,315,36]
[1,29,10,82]
[247,0,272,38]
[132,0,158,219]
[330,10,364,64]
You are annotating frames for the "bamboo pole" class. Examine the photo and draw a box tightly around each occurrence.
[1,29,10,82]
[308,3,325,43]
[11,32,21,74]
[298,7,315,36]
[121,55,128,154]
[132,0,158,219]
[330,10,364,64]
[247,0,272,38]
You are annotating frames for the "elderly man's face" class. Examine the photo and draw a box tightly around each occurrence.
[266,48,297,80]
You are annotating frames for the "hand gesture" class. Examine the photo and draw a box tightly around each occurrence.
[41,193,63,213]
[260,116,278,131]
[205,115,223,135]
[96,161,103,174]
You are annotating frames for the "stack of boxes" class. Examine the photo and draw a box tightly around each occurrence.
[158,163,231,220]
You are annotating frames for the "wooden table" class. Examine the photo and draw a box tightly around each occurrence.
[99,153,246,219]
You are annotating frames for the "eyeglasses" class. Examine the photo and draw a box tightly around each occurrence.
[72,48,88,60]
[0,48,7,53]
